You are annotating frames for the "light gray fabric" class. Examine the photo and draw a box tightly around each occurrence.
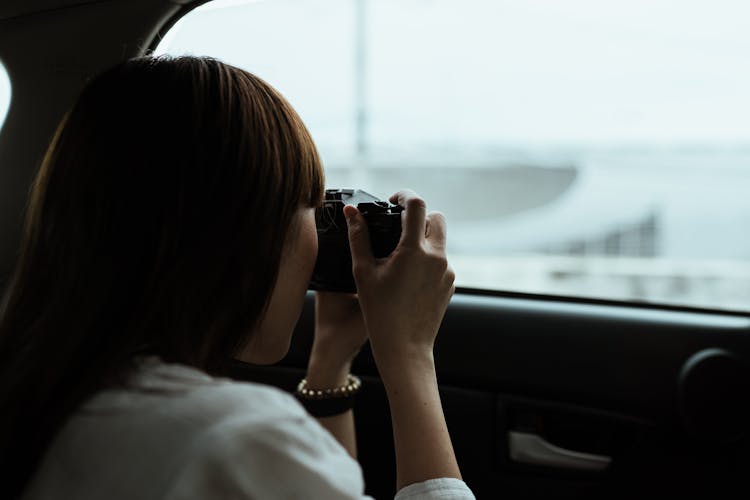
[22,357,474,500]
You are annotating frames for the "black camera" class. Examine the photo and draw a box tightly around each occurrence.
[309,189,403,293]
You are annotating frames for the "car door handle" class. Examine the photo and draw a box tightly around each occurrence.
[508,431,612,471]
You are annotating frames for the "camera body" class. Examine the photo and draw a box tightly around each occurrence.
[309,189,403,293]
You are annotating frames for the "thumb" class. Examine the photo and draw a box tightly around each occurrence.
[344,205,375,269]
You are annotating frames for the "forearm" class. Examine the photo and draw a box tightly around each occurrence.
[305,358,358,458]
[380,354,461,490]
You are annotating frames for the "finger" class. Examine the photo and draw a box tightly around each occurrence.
[425,211,447,251]
[389,189,426,248]
[344,204,375,271]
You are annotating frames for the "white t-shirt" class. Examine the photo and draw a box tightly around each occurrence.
[22,357,475,500]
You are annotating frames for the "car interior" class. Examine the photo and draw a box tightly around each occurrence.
[1,1,749,498]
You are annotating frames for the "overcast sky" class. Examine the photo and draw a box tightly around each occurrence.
[153,0,750,150]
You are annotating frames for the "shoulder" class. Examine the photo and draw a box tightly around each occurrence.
[85,358,308,425]
[108,359,368,498]
[164,389,367,499]
[181,375,310,424]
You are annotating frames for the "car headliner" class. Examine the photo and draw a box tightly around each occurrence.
[0,0,194,21]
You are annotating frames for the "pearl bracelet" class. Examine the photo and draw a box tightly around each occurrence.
[295,374,362,400]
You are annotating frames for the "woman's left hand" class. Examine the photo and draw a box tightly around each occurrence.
[306,292,369,387]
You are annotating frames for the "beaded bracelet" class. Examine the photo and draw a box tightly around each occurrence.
[296,374,362,399]
[294,375,362,417]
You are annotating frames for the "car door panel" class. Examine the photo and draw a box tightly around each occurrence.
[228,291,750,499]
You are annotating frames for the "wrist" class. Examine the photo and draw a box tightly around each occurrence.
[311,325,364,364]
[306,355,352,388]
[295,373,361,419]
[373,348,437,390]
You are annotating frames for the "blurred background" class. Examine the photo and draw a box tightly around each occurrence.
[19,0,743,310]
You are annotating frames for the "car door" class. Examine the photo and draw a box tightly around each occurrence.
[229,289,750,499]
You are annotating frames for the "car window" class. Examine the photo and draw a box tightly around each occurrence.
[154,0,750,312]
[0,59,10,132]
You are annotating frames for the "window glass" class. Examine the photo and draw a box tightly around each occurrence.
[155,0,750,312]
[0,60,10,132]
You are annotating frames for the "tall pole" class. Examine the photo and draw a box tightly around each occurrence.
[354,0,367,168]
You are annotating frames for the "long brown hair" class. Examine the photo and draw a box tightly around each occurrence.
[0,55,324,498]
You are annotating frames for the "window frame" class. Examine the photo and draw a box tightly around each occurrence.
[146,0,750,318]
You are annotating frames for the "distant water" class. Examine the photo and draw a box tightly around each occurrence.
[439,147,750,260]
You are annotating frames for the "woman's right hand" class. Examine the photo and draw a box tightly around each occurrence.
[343,189,455,377]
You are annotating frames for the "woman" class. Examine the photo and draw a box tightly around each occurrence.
[0,56,474,499]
